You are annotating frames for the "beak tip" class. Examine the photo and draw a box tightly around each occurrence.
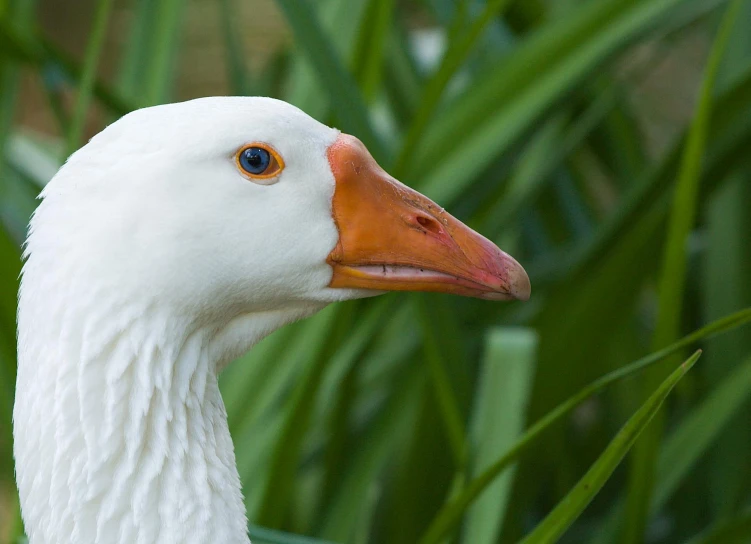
[511,268,531,301]
[505,255,531,301]
[480,257,531,302]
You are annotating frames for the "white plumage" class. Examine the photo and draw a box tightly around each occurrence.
[14,97,529,543]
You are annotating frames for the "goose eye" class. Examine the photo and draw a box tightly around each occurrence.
[236,143,284,182]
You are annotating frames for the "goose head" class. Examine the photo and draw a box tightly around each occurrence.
[14,96,529,543]
[33,97,528,340]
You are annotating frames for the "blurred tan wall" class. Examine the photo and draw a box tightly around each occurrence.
[18,0,290,140]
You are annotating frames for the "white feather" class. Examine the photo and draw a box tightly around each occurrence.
[14,97,363,543]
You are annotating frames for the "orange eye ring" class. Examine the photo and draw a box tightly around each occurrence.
[235,143,285,182]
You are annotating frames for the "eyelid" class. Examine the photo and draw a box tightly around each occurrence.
[235,142,285,182]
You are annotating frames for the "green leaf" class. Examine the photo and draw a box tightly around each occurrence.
[351,0,395,101]
[382,25,422,129]
[537,64,751,314]
[317,298,399,506]
[273,0,387,162]
[418,308,751,544]
[393,0,515,175]
[655,353,751,510]
[4,3,751,543]
[623,2,745,540]
[218,0,251,95]
[64,0,114,156]
[414,294,468,467]
[478,88,617,240]
[256,304,352,528]
[117,0,186,106]
[283,0,369,120]
[591,353,751,544]
[318,360,422,542]
[226,309,354,517]
[519,351,701,544]
[654,0,741,351]
[223,321,311,439]
[462,328,537,544]
[411,0,723,205]
[703,176,751,515]
[702,0,751,517]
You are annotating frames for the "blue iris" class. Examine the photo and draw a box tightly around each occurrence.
[239,147,271,175]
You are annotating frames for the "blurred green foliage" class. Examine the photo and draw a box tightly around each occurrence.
[1,0,751,543]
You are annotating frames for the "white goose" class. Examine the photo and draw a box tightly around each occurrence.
[13,97,530,544]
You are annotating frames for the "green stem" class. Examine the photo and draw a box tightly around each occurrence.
[64,0,115,158]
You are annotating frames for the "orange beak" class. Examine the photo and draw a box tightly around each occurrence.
[326,134,531,301]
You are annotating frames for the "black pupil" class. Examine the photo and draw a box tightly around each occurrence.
[240,147,271,174]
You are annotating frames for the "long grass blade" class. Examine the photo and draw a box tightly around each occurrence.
[462,328,537,544]
[273,0,387,162]
[655,353,751,510]
[64,0,114,157]
[141,0,185,106]
[414,295,467,467]
[393,0,514,175]
[218,0,251,95]
[351,0,395,101]
[519,351,701,544]
[411,0,722,205]
[623,3,744,541]
[282,0,364,120]
[319,362,422,541]
[591,352,751,543]
[701,0,751,516]
[118,0,186,106]
[703,176,751,515]
[256,304,352,528]
[418,308,751,544]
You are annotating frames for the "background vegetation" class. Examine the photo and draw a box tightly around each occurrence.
[1,0,751,543]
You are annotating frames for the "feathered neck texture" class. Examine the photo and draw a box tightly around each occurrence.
[14,242,322,544]
[14,285,255,543]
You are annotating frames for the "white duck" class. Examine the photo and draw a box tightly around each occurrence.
[13,97,530,544]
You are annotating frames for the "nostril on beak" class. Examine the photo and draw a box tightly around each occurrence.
[415,215,442,235]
